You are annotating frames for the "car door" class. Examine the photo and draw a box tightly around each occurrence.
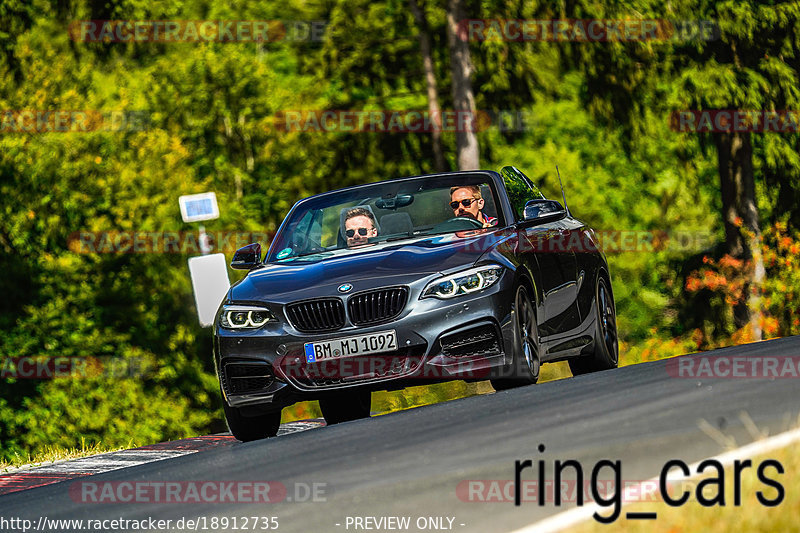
[541,216,582,337]
[500,166,581,339]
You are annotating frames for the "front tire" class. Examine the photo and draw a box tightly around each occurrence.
[492,284,540,390]
[222,399,281,442]
[569,276,618,376]
[319,390,372,425]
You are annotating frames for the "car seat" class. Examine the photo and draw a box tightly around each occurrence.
[379,212,414,237]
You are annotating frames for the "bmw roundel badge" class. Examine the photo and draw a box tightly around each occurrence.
[338,283,353,293]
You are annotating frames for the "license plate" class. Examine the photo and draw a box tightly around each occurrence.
[304,330,397,363]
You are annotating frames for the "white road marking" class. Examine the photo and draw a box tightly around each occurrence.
[277,420,326,435]
[30,450,191,474]
[511,426,800,533]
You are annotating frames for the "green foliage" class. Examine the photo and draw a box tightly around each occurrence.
[0,374,211,458]
[486,73,719,341]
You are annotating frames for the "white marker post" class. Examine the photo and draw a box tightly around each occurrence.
[188,254,230,327]
[180,192,229,327]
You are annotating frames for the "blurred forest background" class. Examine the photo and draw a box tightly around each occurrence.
[1,0,799,461]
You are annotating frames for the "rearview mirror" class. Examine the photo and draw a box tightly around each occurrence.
[231,243,262,270]
[523,199,566,223]
[375,194,414,210]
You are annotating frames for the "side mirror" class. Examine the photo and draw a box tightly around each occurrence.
[231,243,262,270]
[523,199,566,223]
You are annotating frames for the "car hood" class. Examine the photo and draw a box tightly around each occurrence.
[230,229,513,304]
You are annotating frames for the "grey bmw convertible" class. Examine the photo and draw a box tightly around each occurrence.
[214,166,618,441]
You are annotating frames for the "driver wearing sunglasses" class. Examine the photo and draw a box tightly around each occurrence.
[343,207,378,248]
[449,186,497,227]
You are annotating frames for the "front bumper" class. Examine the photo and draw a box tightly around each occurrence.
[214,276,515,410]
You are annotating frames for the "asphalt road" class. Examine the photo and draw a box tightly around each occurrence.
[2,336,800,532]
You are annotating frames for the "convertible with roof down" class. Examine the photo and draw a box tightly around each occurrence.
[214,166,618,441]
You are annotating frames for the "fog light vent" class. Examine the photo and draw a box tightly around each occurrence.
[223,362,274,394]
[440,325,500,358]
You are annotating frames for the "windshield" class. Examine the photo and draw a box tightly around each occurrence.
[267,174,503,262]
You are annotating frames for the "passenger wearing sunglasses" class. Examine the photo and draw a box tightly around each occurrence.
[449,186,497,227]
[343,207,378,248]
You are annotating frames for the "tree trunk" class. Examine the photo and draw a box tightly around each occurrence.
[408,0,447,172]
[714,131,764,340]
[222,116,243,199]
[445,0,479,170]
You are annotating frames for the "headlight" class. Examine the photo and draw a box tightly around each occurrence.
[421,265,504,299]
[219,305,276,329]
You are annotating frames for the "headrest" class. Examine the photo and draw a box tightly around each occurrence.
[380,212,413,236]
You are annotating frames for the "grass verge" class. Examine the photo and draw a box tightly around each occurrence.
[0,439,135,473]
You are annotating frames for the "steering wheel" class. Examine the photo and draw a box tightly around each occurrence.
[445,216,484,228]
[430,216,484,234]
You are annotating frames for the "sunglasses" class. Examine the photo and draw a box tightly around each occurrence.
[346,228,370,238]
[450,198,479,210]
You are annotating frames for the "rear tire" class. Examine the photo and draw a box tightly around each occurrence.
[222,399,281,442]
[492,284,540,390]
[569,276,618,376]
[319,390,372,425]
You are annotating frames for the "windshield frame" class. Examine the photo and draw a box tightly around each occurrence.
[264,172,508,264]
